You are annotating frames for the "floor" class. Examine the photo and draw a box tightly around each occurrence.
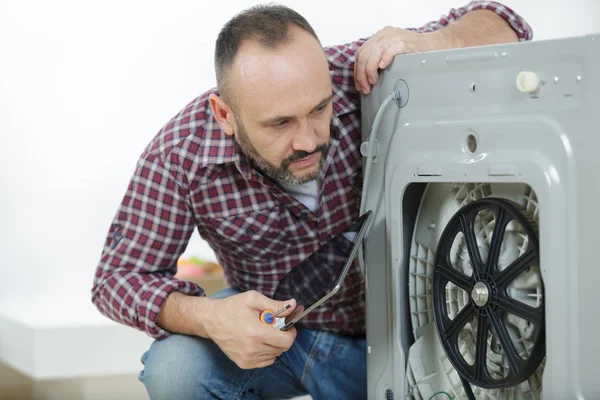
[0,362,311,400]
[0,362,148,400]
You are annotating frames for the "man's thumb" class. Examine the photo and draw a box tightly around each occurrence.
[270,298,297,317]
[246,291,296,317]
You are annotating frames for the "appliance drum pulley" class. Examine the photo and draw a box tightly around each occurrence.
[432,197,546,391]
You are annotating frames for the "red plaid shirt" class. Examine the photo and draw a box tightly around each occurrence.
[92,1,532,339]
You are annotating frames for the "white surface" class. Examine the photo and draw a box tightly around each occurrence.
[0,0,598,380]
[0,312,152,380]
[0,291,152,380]
[0,290,117,328]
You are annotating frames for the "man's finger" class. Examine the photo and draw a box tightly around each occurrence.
[236,354,276,370]
[244,290,294,315]
[355,33,385,94]
[354,48,361,92]
[252,357,277,369]
[357,28,402,94]
[258,338,295,355]
[271,298,297,317]
[355,44,373,94]
[364,42,389,86]
[379,41,410,70]
[364,28,405,84]
[264,322,297,348]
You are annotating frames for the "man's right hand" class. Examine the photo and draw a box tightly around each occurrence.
[201,290,297,369]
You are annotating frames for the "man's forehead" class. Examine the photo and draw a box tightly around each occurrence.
[230,34,331,120]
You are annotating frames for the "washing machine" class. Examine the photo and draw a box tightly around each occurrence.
[360,33,600,399]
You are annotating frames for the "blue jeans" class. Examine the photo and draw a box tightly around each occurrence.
[138,288,367,400]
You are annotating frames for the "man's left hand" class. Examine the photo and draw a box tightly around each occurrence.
[354,27,451,95]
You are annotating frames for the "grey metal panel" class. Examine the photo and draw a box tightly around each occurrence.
[362,34,600,399]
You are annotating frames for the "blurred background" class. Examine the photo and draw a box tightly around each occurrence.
[0,0,598,398]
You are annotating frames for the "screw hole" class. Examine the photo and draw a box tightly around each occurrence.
[470,82,476,93]
[467,134,478,153]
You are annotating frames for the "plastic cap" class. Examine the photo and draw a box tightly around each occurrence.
[516,71,541,93]
[264,313,274,324]
[360,142,369,156]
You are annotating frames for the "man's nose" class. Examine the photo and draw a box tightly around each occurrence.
[291,120,317,153]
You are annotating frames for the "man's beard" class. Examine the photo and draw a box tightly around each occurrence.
[235,121,328,185]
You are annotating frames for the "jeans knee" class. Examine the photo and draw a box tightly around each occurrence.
[139,334,215,400]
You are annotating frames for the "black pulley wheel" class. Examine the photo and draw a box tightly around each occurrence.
[432,198,545,390]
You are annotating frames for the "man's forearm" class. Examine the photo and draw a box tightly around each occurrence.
[436,9,519,49]
[157,291,212,337]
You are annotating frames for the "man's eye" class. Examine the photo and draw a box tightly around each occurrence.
[273,120,289,129]
[314,105,327,114]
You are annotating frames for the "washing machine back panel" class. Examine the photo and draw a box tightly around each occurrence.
[361,34,600,399]
[385,62,583,117]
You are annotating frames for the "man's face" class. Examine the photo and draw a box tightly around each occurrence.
[227,26,333,184]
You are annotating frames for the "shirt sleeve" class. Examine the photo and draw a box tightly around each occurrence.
[91,148,204,340]
[413,1,533,41]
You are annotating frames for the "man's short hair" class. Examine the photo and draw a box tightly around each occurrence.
[214,3,321,107]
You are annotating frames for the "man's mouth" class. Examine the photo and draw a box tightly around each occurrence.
[290,152,319,169]
[281,143,329,171]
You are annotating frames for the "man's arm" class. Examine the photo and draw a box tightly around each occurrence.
[91,148,204,339]
[428,9,520,50]
[354,1,533,94]
[91,93,297,369]
[156,291,211,336]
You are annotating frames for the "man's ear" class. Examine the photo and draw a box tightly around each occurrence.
[209,93,236,136]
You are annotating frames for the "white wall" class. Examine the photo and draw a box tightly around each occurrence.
[0,0,598,301]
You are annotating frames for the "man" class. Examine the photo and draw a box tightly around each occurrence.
[92,2,532,399]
